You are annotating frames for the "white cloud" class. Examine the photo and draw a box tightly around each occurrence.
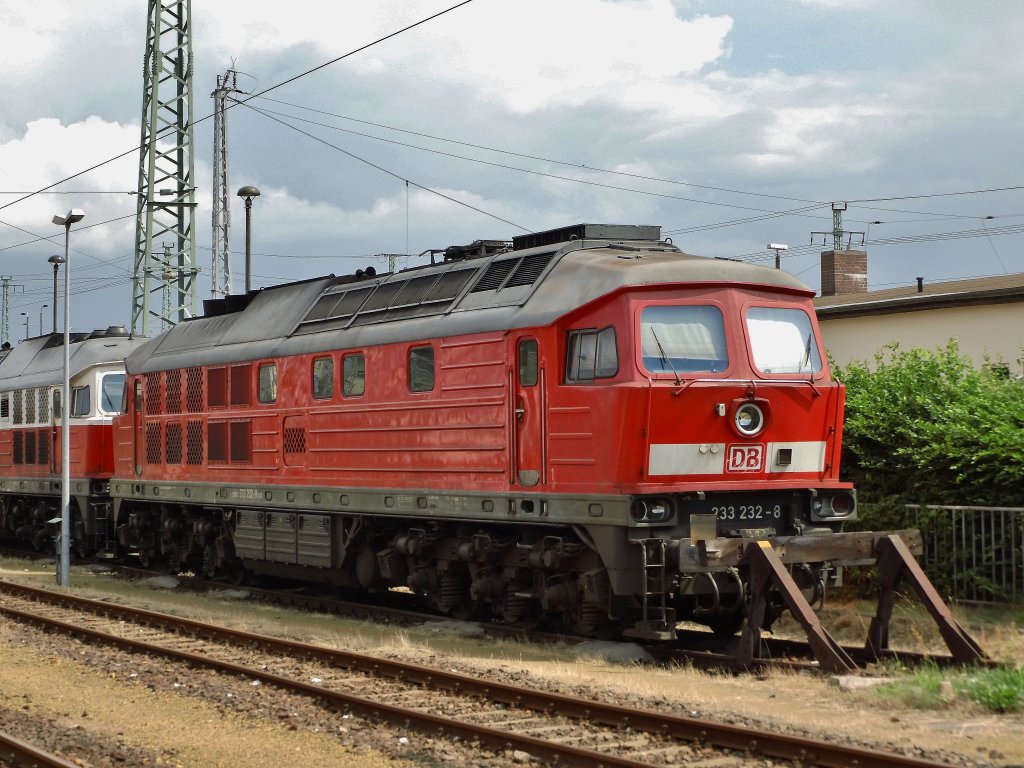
[198,0,733,116]
[0,5,62,69]
[743,104,892,168]
[0,118,140,251]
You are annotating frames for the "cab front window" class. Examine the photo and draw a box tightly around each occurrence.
[745,306,822,374]
[100,373,126,414]
[640,305,728,375]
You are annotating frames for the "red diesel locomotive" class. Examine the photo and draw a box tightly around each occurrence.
[103,223,901,639]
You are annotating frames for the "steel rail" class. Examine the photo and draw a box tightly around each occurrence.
[0,551,988,672]
[0,579,959,768]
[0,597,662,768]
[0,730,81,768]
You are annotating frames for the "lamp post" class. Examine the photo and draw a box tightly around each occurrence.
[20,312,28,341]
[767,242,789,270]
[236,186,260,294]
[39,305,48,336]
[48,255,65,333]
[52,208,84,588]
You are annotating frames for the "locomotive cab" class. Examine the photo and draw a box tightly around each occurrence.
[530,236,859,635]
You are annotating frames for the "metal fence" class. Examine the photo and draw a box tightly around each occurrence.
[907,505,1024,604]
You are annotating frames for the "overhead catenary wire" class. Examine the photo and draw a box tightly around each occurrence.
[240,99,825,218]
[250,95,826,207]
[0,0,480,221]
[237,101,531,232]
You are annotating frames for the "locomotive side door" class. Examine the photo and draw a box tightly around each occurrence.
[49,386,59,474]
[132,378,144,475]
[512,336,544,487]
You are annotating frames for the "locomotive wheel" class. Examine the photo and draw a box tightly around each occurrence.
[225,562,252,586]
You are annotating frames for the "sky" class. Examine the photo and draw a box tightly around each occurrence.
[1,0,1022,337]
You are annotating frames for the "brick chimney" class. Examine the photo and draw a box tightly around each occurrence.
[820,249,867,297]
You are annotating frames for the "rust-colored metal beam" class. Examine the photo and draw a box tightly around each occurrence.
[866,534,988,665]
[737,540,857,673]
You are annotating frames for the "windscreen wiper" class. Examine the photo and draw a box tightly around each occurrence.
[650,328,681,386]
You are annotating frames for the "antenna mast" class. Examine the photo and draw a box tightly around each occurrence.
[132,0,198,335]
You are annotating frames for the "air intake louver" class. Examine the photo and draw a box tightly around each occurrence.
[471,259,518,292]
[471,251,554,293]
[506,253,554,287]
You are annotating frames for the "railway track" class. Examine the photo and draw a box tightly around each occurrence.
[0,578,965,768]
[134,567,983,672]
[0,730,80,768]
[0,546,982,673]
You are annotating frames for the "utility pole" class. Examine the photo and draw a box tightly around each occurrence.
[812,202,864,251]
[211,68,243,298]
[0,277,23,347]
[132,0,198,336]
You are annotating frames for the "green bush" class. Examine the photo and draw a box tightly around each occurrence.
[834,341,1024,518]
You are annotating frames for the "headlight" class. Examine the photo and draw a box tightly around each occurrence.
[827,492,855,516]
[630,499,673,523]
[734,402,765,436]
[810,492,857,521]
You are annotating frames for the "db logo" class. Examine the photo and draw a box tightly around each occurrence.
[727,444,764,472]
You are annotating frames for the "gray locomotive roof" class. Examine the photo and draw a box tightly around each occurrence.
[0,331,148,392]
[126,229,813,375]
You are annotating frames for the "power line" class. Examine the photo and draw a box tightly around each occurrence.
[239,102,531,232]
[252,95,824,207]
[848,186,1024,203]
[241,99,821,216]
[0,0,478,217]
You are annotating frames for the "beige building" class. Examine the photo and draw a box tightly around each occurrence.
[812,249,1024,371]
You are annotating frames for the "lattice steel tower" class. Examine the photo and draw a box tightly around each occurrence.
[211,68,241,298]
[132,0,198,335]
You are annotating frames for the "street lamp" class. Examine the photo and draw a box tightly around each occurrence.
[39,305,48,336]
[236,186,260,294]
[767,242,789,270]
[52,208,84,588]
[48,255,65,334]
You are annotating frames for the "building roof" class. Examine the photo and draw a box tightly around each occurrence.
[814,272,1024,318]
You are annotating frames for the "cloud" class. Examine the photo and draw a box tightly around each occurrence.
[198,1,733,117]
[0,118,140,253]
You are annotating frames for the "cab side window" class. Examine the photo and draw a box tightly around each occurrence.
[71,385,91,417]
[566,327,618,382]
[343,354,365,397]
[409,346,434,392]
[312,357,334,399]
[258,363,278,404]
